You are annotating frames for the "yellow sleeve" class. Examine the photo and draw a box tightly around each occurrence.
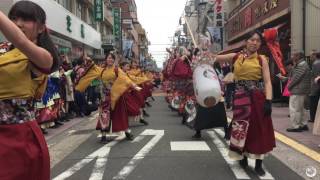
[127,74,148,85]
[110,68,135,110]
[75,64,102,92]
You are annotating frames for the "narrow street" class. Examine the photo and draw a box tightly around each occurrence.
[48,96,317,180]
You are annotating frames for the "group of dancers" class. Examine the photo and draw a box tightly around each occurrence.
[0,1,278,179]
[74,54,155,142]
[162,30,276,176]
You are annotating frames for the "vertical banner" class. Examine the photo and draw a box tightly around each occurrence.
[94,0,104,21]
[214,0,224,28]
[113,8,121,42]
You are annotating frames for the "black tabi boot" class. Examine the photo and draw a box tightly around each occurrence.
[192,130,201,139]
[239,156,248,168]
[100,136,108,144]
[41,128,48,135]
[139,119,149,125]
[143,109,150,117]
[181,114,186,125]
[145,101,152,107]
[255,159,266,176]
[125,132,134,141]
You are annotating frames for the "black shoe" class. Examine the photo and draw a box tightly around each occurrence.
[51,123,61,128]
[139,119,149,125]
[125,132,134,141]
[181,116,186,125]
[286,127,302,132]
[255,160,266,176]
[55,121,64,126]
[143,110,150,117]
[192,132,201,139]
[308,120,314,123]
[168,105,175,111]
[145,102,152,107]
[41,128,48,135]
[100,136,108,144]
[239,156,248,168]
[300,125,309,131]
[77,113,84,117]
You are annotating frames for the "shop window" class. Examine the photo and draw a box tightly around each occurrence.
[76,1,82,19]
[88,8,96,28]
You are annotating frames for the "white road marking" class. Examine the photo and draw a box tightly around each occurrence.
[89,148,111,180]
[248,159,275,180]
[112,129,164,180]
[207,131,251,179]
[170,141,211,151]
[68,130,76,135]
[131,135,145,143]
[53,141,118,180]
[214,129,275,180]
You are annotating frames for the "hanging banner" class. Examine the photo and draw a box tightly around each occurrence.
[94,0,104,21]
[113,8,121,42]
[214,0,224,27]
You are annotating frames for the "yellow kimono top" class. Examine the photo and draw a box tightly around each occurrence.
[75,65,134,110]
[0,48,47,100]
[233,53,267,81]
[127,68,142,76]
[127,68,150,85]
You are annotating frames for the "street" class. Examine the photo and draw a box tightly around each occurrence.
[48,96,316,180]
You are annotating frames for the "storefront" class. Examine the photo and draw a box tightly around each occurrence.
[0,0,102,61]
[224,0,290,101]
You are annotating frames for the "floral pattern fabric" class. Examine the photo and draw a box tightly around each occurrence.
[0,42,35,124]
[0,99,35,125]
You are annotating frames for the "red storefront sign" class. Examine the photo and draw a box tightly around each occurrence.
[226,0,289,41]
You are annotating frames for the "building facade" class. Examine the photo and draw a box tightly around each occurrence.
[111,0,150,66]
[222,0,320,100]
[0,0,116,61]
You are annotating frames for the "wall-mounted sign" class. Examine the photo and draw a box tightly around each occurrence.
[214,0,224,27]
[66,15,72,32]
[94,0,104,21]
[113,8,121,42]
[81,24,85,38]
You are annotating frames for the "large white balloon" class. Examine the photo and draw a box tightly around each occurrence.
[193,64,222,108]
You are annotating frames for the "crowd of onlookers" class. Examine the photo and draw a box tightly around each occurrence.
[277,50,320,134]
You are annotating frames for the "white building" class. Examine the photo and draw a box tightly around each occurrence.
[0,0,111,60]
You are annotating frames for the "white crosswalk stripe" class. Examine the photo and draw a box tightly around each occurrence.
[113,129,164,180]
[214,129,275,180]
[207,130,251,179]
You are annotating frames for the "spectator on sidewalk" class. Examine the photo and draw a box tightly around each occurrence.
[287,52,312,132]
[309,51,320,123]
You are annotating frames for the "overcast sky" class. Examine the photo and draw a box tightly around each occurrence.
[135,0,186,68]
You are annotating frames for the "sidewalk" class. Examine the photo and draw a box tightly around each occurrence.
[272,106,320,152]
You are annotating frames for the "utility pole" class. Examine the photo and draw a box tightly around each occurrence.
[197,3,200,46]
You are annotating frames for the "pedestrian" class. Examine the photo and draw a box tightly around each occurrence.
[205,30,275,176]
[0,1,59,179]
[309,51,320,123]
[287,52,312,132]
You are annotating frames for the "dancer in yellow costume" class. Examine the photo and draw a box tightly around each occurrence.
[76,53,141,142]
